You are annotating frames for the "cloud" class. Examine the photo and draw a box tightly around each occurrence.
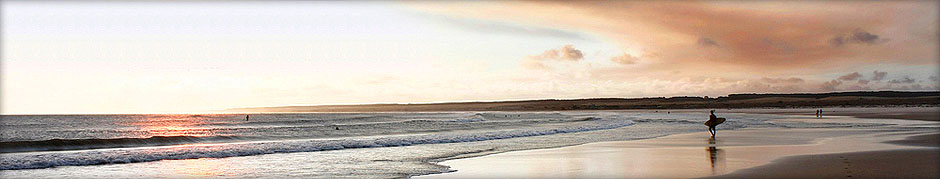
[837,72,863,81]
[414,1,939,75]
[610,53,639,65]
[760,77,804,84]
[821,80,843,91]
[523,45,585,69]
[559,45,584,61]
[852,30,881,44]
[698,37,719,47]
[872,71,888,81]
[817,72,936,91]
[888,76,916,84]
[528,45,583,62]
[413,1,940,95]
[830,29,884,46]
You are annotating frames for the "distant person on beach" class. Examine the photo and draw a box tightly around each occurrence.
[705,110,726,137]
[816,109,820,118]
[246,115,250,121]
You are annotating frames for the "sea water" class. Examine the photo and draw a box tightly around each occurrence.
[0,110,898,178]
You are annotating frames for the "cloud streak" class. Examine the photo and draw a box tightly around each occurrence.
[838,72,863,81]
[698,37,719,47]
[760,77,804,84]
[830,29,884,46]
[889,76,916,84]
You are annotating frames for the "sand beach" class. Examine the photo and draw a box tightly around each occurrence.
[421,108,939,178]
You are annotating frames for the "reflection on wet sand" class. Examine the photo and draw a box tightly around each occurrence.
[168,157,245,177]
[706,137,725,175]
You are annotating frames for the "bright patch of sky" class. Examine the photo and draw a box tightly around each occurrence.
[2,1,619,114]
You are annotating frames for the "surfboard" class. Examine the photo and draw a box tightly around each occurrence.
[704,118,726,126]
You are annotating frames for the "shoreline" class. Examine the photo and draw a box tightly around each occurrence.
[417,109,939,178]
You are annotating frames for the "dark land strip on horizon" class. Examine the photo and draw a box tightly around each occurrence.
[227,91,940,113]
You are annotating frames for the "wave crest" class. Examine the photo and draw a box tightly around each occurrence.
[0,118,634,170]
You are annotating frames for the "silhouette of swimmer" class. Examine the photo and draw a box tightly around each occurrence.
[705,110,726,137]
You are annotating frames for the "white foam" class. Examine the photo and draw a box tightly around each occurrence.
[0,118,634,170]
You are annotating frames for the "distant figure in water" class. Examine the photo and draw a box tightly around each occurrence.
[335,126,340,130]
[246,115,250,121]
[704,110,726,137]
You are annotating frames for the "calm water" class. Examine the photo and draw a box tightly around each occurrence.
[0,110,902,178]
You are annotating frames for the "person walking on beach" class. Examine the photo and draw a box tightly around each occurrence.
[816,109,820,118]
[705,110,726,137]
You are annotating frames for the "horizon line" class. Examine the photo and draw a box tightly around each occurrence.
[7,90,935,115]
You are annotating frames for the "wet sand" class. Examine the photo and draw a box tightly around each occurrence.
[707,149,938,179]
[419,113,938,178]
[707,133,939,178]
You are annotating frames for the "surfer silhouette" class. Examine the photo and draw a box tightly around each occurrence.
[705,110,726,137]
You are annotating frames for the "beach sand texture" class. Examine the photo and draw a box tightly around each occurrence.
[422,113,938,178]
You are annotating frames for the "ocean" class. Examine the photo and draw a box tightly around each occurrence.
[0,110,894,178]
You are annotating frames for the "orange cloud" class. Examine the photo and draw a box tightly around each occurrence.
[411,1,937,77]
[409,1,938,93]
[523,45,585,69]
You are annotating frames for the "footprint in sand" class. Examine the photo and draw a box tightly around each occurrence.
[839,156,852,178]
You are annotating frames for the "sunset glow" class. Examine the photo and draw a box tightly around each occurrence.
[2,1,937,114]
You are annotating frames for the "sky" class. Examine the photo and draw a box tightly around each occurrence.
[2,1,938,114]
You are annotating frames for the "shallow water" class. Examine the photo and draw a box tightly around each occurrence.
[0,109,920,178]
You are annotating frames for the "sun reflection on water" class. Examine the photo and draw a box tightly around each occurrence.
[130,114,221,138]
